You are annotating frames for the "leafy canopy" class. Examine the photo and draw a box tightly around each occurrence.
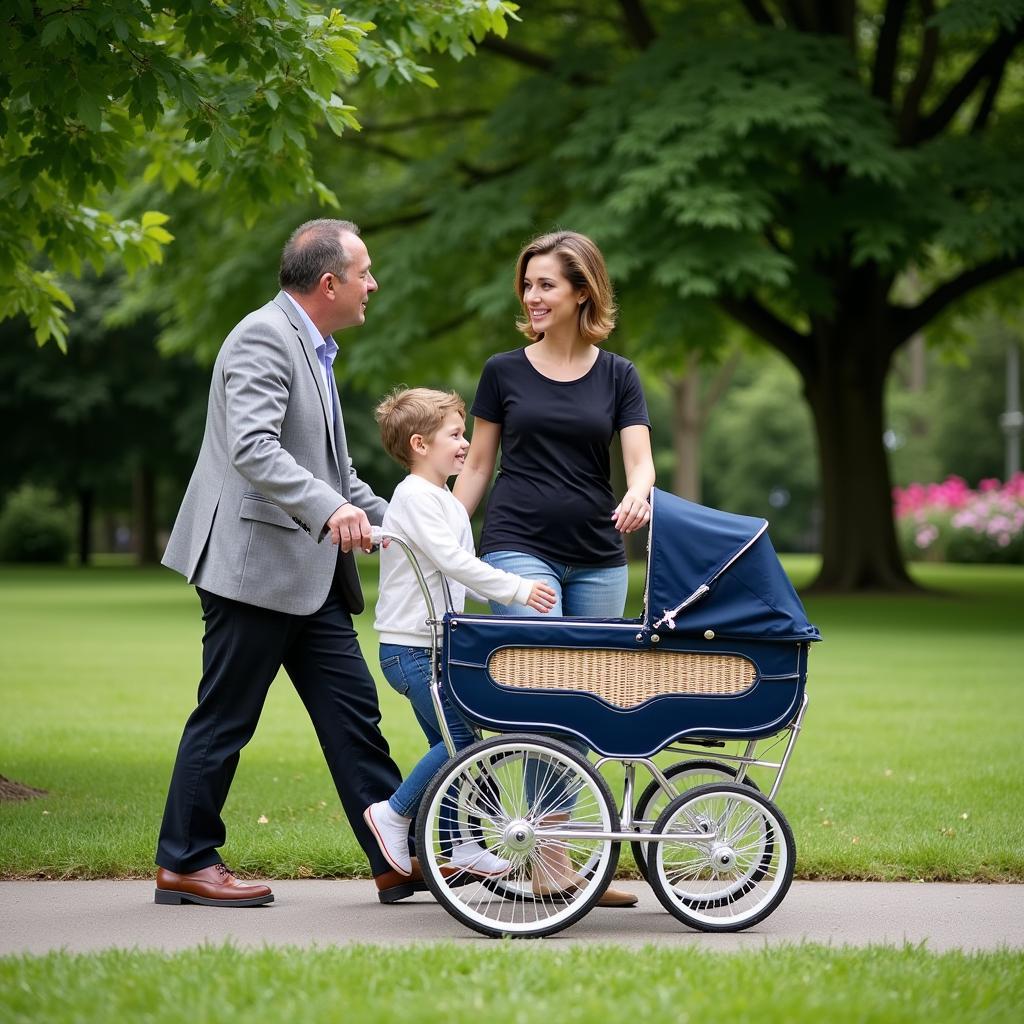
[0,0,518,348]
[278,0,1018,389]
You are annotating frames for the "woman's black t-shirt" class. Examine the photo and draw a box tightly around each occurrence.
[470,346,651,567]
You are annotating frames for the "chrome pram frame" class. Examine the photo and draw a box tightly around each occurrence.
[376,511,815,939]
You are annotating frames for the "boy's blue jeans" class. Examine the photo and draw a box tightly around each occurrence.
[379,644,476,819]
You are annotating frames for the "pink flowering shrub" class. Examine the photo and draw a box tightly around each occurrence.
[893,474,1024,564]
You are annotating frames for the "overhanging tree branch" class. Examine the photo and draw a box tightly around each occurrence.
[361,209,432,233]
[718,295,813,377]
[341,136,413,164]
[455,158,527,184]
[971,44,1012,134]
[478,35,599,85]
[893,256,1024,342]
[872,0,910,103]
[911,24,1024,143]
[897,0,938,142]
[35,5,89,20]
[617,0,657,48]
[478,35,557,73]
[361,110,489,134]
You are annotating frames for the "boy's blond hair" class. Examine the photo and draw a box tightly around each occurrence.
[375,387,466,469]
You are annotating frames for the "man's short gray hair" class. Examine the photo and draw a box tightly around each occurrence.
[279,219,360,293]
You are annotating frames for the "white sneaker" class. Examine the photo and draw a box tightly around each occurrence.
[448,841,512,877]
[363,801,412,876]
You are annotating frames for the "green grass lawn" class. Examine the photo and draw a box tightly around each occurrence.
[1,559,1022,881]
[1,944,1021,1024]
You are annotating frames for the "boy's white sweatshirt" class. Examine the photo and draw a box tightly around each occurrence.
[374,474,533,648]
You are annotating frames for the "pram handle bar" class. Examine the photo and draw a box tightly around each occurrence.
[370,526,459,756]
[370,526,456,623]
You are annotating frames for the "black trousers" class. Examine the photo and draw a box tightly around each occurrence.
[156,584,403,876]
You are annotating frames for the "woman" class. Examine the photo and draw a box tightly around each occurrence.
[455,230,654,610]
[454,230,655,906]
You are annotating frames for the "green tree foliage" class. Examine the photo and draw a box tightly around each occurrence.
[14,2,1021,593]
[324,0,1024,591]
[0,0,518,348]
[0,278,209,563]
[0,485,71,563]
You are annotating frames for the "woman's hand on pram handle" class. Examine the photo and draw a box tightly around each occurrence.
[611,490,651,533]
[526,581,558,614]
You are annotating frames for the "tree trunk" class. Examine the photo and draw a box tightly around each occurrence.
[671,357,702,502]
[133,467,158,565]
[804,322,917,591]
[906,331,927,393]
[76,485,94,567]
[669,349,741,504]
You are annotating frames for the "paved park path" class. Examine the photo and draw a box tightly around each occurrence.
[2,880,1022,954]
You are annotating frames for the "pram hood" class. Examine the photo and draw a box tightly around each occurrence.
[645,488,821,642]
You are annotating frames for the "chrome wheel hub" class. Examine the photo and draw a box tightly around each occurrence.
[502,819,536,853]
[710,844,736,871]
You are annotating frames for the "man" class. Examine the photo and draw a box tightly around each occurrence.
[155,219,413,906]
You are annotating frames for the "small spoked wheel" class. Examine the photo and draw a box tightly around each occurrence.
[415,734,620,938]
[630,760,761,881]
[647,783,794,932]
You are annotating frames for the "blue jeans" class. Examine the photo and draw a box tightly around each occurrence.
[481,551,629,815]
[379,644,477,818]
[481,552,629,619]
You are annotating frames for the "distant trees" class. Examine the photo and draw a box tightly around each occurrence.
[0,276,208,563]
[888,313,1023,488]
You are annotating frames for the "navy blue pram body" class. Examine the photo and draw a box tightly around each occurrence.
[441,488,821,758]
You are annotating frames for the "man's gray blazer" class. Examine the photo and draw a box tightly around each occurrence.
[163,292,386,616]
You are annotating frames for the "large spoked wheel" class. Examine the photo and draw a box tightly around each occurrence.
[448,747,605,905]
[415,734,620,938]
[647,783,794,932]
[630,760,761,881]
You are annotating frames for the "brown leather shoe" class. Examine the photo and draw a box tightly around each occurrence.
[374,857,474,903]
[374,858,426,904]
[154,864,273,907]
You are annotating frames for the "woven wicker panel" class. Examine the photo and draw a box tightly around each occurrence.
[487,647,756,708]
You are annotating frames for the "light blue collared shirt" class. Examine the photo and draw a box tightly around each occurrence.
[282,291,338,404]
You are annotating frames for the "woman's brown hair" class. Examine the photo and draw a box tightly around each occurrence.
[514,230,617,343]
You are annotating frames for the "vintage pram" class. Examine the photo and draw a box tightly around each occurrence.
[377,487,821,938]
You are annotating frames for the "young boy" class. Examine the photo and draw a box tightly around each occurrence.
[365,388,556,879]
